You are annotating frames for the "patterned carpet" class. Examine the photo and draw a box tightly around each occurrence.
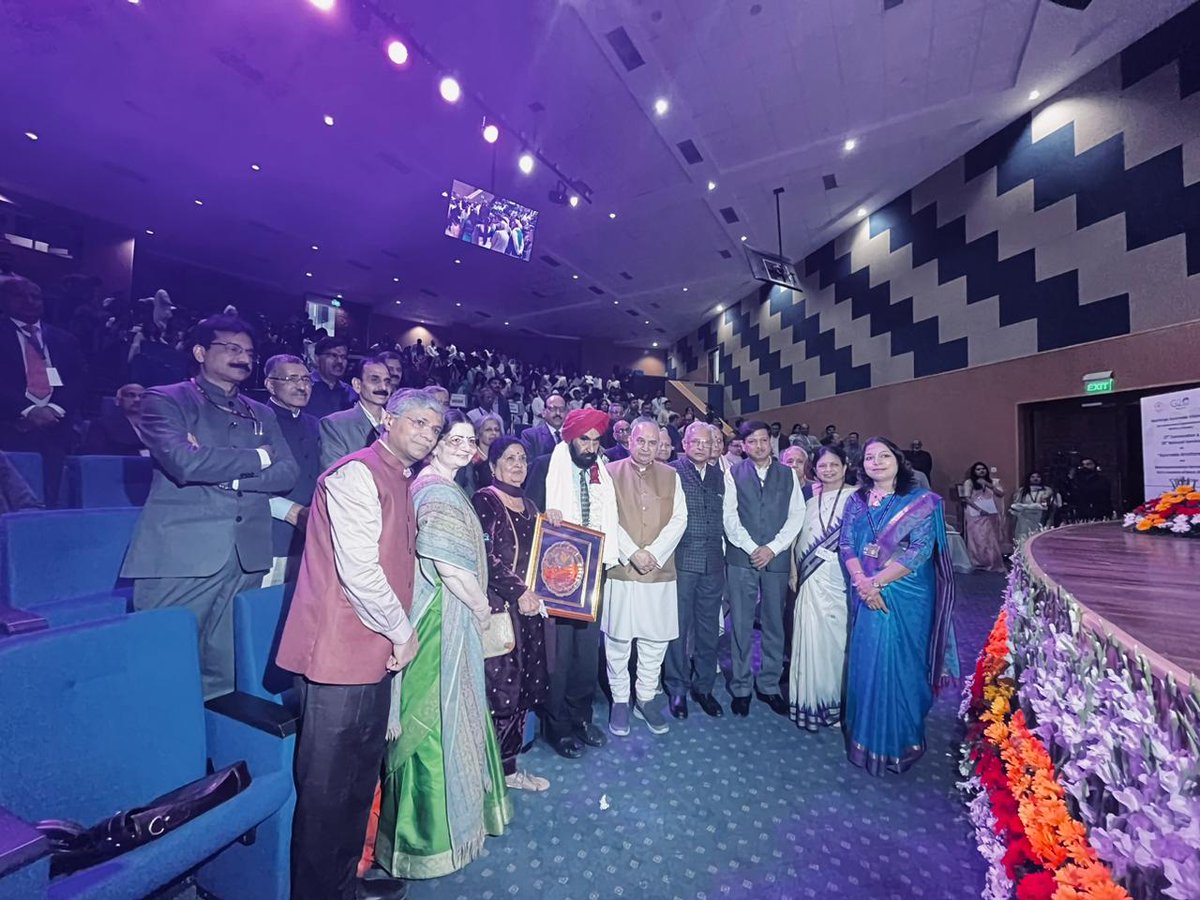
[408,573,1005,900]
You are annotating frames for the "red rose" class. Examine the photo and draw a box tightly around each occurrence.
[1015,870,1057,900]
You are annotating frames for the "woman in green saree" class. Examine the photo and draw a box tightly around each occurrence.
[375,410,513,879]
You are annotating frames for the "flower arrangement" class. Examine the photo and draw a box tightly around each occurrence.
[961,558,1200,899]
[1122,481,1200,536]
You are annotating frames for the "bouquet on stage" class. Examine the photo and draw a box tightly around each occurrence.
[1123,480,1200,537]
[524,516,605,622]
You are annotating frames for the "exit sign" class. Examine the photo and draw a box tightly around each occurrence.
[1085,377,1114,394]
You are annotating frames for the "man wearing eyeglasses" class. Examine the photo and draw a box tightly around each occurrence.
[263,354,322,586]
[122,315,299,700]
[306,335,358,420]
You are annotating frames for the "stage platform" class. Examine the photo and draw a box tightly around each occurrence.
[1025,522,1200,682]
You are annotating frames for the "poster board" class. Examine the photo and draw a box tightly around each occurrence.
[1140,387,1200,500]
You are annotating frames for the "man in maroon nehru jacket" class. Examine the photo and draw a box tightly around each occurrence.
[276,388,445,900]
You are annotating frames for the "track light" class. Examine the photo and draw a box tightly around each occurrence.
[518,153,535,175]
[439,76,461,103]
[386,40,409,66]
[482,121,499,144]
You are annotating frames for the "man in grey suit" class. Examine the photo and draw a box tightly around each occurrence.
[122,315,298,699]
[520,391,566,458]
[318,355,393,470]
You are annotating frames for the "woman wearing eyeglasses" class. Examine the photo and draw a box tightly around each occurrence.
[375,409,513,880]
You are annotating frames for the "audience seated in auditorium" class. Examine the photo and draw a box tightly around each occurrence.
[83,382,148,455]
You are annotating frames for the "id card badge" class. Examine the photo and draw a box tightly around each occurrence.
[815,546,838,562]
[46,367,64,387]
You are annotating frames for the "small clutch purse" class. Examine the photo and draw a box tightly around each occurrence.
[482,604,516,658]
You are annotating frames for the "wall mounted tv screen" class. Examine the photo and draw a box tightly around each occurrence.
[444,179,538,262]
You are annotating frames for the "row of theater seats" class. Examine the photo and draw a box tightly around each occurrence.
[8,453,154,509]
[0,492,299,898]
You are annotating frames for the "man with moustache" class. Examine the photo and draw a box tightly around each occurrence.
[121,315,299,699]
[277,388,444,900]
[606,419,631,461]
[521,391,566,458]
[722,420,805,717]
[306,336,357,419]
[604,418,687,736]
[525,408,621,759]
[263,354,322,586]
[319,355,394,470]
[665,422,726,719]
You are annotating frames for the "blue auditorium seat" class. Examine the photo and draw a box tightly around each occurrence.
[233,585,297,703]
[62,456,154,508]
[0,609,295,899]
[0,508,139,632]
[4,453,43,505]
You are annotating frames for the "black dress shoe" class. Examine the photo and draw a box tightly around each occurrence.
[357,867,408,900]
[730,696,751,717]
[551,735,585,759]
[756,690,789,716]
[690,690,724,717]
[669,694,689,719]
[575,722,608,748]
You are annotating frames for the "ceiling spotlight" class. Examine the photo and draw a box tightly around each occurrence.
[568,195,580,208]
[609,212,617,219]
[844,138,857,152]
[127,0,140,4]
[572,274,580,280]
[482,122,499,144]
[856,208,867,218]
[393,276,400,282]
[309,0,335,10]
[613,300,619,305]
[654,97,669,116]
[1028,89,1041,101]
[644,320,650,325]
[386,40,409,66]
[323,114,335,127]
[395,300,402,304]
[504,321,510,326]
[454,258,461,265]
[250,163,261,171]
[682,287,689,292]
[311,244,319,251]
[740,235,748,242]
[715,304,724,312]
[144,229,154,235]
[652,341,659,347]
[194,199,204,206]
[24,132,38,141]
[441,191,449,198]
[707,180,717,191]
[455,301,462,307]
[305,272,313,278]
[439,76,462,103]
[518,153,535,175]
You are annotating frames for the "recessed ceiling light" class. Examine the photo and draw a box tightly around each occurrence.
[144,229,154,235]
[311,244,319,251]
[250,163,261,172]
[518,153,535,175]
[455,301,462,307]
[740,235,747,241]
[572,274,579,280]
[1028,89,1040,101]
[682,287,689,292]
[844,138,857,152]
[441,191,449,198]
[613,300,619,305]
[644,319,650,325]
[654,97,669,116]
[504,321,510,326]
[454,258,461,265]
[482,123,499,144]
[194,199,204,206]
[608,212,617,219]
[652,341,659,347]
[305,272,313,277]
[127,0,140,4]
[715,304,723,312]
[309,0,335,10]
[24,132,38,141]
[386,40,409,66]
[393,276,400,282]
[856,208,867,218]
[707,181,717,191]
[395,300,402,305]
[439,76,462,104]
[323,115,335,127]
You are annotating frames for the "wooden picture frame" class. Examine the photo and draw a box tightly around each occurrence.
[524,516,605,622]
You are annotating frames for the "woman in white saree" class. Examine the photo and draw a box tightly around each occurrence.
[789,444,853,731]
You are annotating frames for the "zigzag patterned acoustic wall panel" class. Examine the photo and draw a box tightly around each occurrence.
[671,4,1200,416]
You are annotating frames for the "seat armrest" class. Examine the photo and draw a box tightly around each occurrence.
[205,691,298,739]
[0,606,48,636]
[0,807,48,878]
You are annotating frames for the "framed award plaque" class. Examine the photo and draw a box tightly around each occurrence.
[524,516,605,622]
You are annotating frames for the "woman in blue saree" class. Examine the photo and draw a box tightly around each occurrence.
[839,436,958,776]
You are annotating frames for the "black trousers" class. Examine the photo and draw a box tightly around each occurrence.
[664,568,725,697]
[543,616,600,741]
[291,676,392,900]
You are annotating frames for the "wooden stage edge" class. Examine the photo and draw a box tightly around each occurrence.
[1024,522,1200,685]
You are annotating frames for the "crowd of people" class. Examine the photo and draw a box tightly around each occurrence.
[0,270,1124,900]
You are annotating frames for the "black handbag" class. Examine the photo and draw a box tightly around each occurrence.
[36,760,252,877]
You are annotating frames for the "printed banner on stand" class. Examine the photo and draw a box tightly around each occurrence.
[1140,386,1200,500]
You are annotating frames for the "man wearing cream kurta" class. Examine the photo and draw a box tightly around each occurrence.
[603,418,688,737]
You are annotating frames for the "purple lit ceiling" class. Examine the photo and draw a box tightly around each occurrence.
[0,0,1190,345]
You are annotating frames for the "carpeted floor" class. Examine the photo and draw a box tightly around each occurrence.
[408,572,1005,900]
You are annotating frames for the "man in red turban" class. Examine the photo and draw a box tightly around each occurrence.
[524,406,620,760]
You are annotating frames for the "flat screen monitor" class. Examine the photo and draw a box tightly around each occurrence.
[445,179,538,262]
